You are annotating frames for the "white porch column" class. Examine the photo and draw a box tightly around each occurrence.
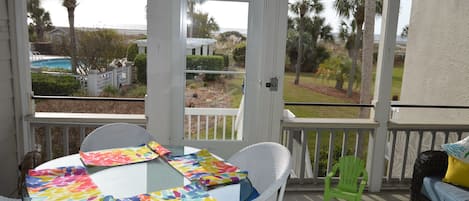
[366,0,400,192]
[202,45,207,56]
[146,0,185,144]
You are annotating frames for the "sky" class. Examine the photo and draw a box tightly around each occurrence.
[41,0,411,35]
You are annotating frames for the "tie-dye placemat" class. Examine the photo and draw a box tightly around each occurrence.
[101,183,216,201]
[168,149,248,187]
[80,145,159,166]
[148,141,172,156]
[26,166,102,201]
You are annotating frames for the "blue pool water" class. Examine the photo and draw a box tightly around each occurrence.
[31,58,71,70]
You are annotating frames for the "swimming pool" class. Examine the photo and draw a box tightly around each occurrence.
[31,58,71,70]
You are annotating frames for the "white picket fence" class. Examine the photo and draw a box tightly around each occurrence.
[86,66,132,96]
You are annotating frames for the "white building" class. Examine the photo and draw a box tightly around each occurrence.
[135,38,217,56]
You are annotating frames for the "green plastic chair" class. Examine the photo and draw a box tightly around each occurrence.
[324,155,368,201]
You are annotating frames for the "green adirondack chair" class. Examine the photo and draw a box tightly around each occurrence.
[324,155,368,201]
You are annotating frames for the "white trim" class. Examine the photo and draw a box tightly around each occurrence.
[146,0,186,144]
[243,0,287,143]
[367,0,400,192]
[9,0,33,157]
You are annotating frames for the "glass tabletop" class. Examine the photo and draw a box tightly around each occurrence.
[29,145,248,201]
[84,145,191,198]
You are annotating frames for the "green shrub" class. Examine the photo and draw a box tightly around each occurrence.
[31,73,80,96]
[134,53,147,84]
[125,85,147,98]
[214,53,229,67]
[232,42,246,67]
[101,85,119,97]
[126,43,139,61]
[186,55,224,81]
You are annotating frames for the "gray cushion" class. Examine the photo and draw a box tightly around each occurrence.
[421,176,469,201]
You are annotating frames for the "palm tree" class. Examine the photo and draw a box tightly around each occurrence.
[355,0,376,158]
[63,0,78,74]
[289,0,324,85]
[27,0,54,42]
[187,0,207,38]
[401,25,409,38]
[334,0,382,97]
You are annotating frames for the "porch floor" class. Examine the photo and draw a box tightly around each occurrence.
[284,190,410,201]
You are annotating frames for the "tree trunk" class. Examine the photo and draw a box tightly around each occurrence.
[188,1,194,38]
[67,8,78,74]
[360,0,375,118]
[294,20,304,85]
[335,79,344,90]
[347,26,362,97]
[356,0,376,159]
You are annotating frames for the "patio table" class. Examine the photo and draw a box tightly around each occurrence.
[34,146,243,201]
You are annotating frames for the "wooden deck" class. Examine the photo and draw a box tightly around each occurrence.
[284,190,410,201]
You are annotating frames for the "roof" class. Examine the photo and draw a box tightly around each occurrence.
[135,38,217,49]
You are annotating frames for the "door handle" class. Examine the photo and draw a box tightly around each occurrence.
[265,77,278,91]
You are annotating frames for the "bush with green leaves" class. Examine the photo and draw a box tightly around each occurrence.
[186,55,224,81]
[232,42,246,67]
[214,53,229,67]
[32,73,80,96]
[101,85,119,97]
[126,43,139,61]
[134,53,147,84]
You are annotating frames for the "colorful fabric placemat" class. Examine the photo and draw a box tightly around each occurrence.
[168,149,248,187]
[80,145,159,166]
[101,183,216,201]
[148,141,172,156]
[26,166,102,201]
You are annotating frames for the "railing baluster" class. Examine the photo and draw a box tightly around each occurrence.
[197,115,200,140]
[31,126,37,150]
[401,130,411,181]
[188,115,192,140]
[222,116,226,140]
[46,126,52,160]
[430,131,436,150]
[417,130,423,154]
[326,129,335,175]
[287,129,293,154]
[299,129,308,183]
[231,115,235,140]
[313,129,321,181]
[80,127,86,144]
[63,127,70,155]
[457,131,463,141]
[354,129,360,158]
[444,131,450,144]
[205,116,209,140]
[387,130,397,181]
[214,115,218,140]
[341,129,348,157]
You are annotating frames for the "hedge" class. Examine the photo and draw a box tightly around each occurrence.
[126,43,139,61]
[186,55,224,81]
[31,73,80,96]
[214,53,229,67]
[233,42,246,67]
[134,53,147,84]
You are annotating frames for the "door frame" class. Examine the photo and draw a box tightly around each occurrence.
[146,0,288,158]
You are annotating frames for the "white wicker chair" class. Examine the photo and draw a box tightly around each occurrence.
[228,142,291,201]
[80,123,153,152]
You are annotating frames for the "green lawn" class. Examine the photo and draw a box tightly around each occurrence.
[283,65,404,118]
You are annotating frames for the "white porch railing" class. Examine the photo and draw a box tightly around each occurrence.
[282,114,469,190]
[27,107,240,160]
[185,107,241,141]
